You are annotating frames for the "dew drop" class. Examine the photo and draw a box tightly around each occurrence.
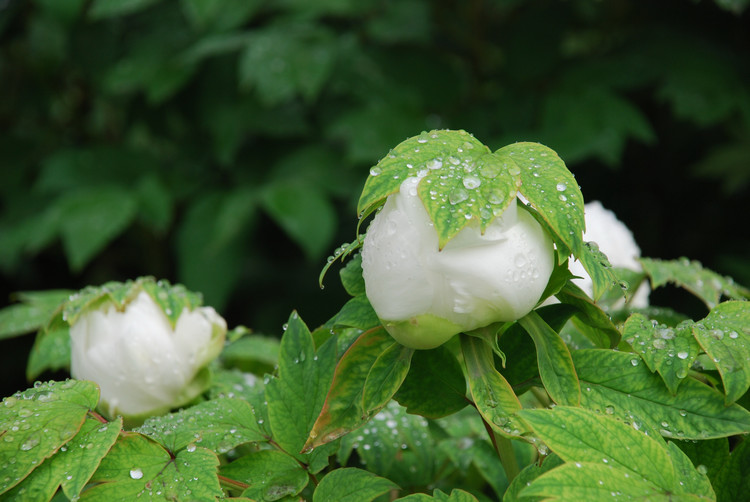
[130,468,144,480]
[20,438,39,451]
[556,182,567,191]
[426,158,443,170]
[448,188,469,205]
[369,167,382,176]
[463,175,481,189]
[677,351,689,360]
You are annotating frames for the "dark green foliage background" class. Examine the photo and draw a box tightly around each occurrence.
[1,0,749,397]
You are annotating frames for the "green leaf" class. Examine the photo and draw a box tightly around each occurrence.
[503,454,565,502]
[220,450,309,501]
[0,380,99,496]
[639,257,750,309]
[519,406,675,489]
[303,328,395,452]
[398,489,481,501]
[460,334,525,438]
[573,349,750,440]
[394,345,468,418]
[518,311,581,406]
[261,182,337,260]
[239,24,337,105]
[266,312,338,468]
[674,438,729,485]
[339,253,366,297]
[576,240,625,302]
[712,437,750,502]
[177,193,245,311]
[87,0,163,19]
[692,301,750,403]
[135,398,267,454]
[3,416,122,501]
[499,142,584,263]
[56,187,138,272]
[362,342,413,414]
[221,334,280,372]
[0,290,70,339]
[26,327,71,381]
[666,441,716,500]
[81,432,222,501]
[332,295,380,331]
[338,401,439,488]
[518,407,714,500]
[313,468,399,502]
[357,130,520,249]
[556,282,621,348]
[623,314,702,394]
[181,0,262,32]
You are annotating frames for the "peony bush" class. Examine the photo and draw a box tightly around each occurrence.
[0,130,749,502]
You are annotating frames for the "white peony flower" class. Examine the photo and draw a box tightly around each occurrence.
[70,290,226,420]
[569,201,649,307]
[361,176,554,349]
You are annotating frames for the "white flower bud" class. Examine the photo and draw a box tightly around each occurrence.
[361,177,554,349]
[569,201,649,307]
[70,290,226,420]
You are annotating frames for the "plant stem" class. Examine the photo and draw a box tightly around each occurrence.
[480,416,520,482]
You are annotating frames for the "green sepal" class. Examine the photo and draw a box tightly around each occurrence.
[498,142,584,264]
[357,130,521,249]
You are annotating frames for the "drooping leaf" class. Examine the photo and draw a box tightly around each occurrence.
[357,130,521,249]
[135,398,267,454]
[518,311,580,406]
[303,327,396,452]
[312,468,399,502]
[499,142,584,264]
[460,334,525,438]
[81,432,222,501]
[265,312,338,470]
[692,301,750,404]
[220,449,309,501]
[394,344,468,418]
[623,314,702,394]
[573,349,750,440]
[639,257,750,309]
[0,380,99,496]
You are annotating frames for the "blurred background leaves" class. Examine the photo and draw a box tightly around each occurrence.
[1,0,749,393]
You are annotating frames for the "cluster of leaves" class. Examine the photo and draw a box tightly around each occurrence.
[2,131,750,501]
[2,0,750,336]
